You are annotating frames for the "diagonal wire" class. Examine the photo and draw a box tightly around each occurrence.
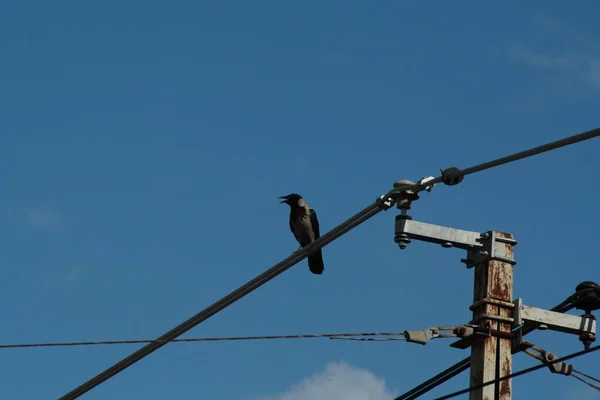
[58,126,600,399]
[573,368,600,385]
[58,205,386,399]
[433,345,600,400]
[394,288,594,400]
[572,374,600,392]
[454,126,600,178]
[0,332,405,349]
[394,358,471,400]
[329,337,407,341]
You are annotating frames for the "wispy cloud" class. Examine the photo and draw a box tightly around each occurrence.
[260,362,398,400]
[509,13,600,91]
[529,13,563,37]
[42,265,81,288]
[509,45,577,71]
[509,45,600,90]
[589,59,600,87]
[23,206,68,231]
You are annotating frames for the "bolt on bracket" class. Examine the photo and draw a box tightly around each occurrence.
[378,177,438,212]
[513,298,597,337]
[394,218,517,267]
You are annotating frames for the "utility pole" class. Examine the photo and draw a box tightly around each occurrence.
[390,180,515,400]
[468,232,515,400]
[390,179,597,400]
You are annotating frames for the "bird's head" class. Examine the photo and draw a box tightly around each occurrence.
[279,193,303,206]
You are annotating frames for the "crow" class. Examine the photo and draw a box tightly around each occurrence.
[279,193,325,275]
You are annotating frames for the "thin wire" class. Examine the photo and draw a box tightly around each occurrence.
[329,337,407,341]
[434,345,600,400]
[58,206,385,399]
[395,295,585,400]
[59,126,600,399]
[394,358,471,400]
[549,288,596,315]
[456,126,600,178]
[411,126,600,189]
[0,332,405,349]
[573,368,600,385]
[572,374,600,392]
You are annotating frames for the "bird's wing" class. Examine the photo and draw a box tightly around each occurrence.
[289,217,302,244]
[309,208,320,239]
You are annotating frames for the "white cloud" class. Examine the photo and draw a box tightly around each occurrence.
[588,58,600,87]
[24,206,68,230]
[260,362,398,400]
[507,13,600,91]
[509,45,577,71]
[509,44,600,90]
[42,265,81,288]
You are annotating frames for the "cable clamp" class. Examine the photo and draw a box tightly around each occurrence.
[418,176,437,192]
[378,194,396,210]
[522,342,573,376]
[404,326,461,345]
[440,167,464,186]
[404,327,440,345]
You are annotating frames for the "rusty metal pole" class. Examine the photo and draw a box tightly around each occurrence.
[469,231,515,400]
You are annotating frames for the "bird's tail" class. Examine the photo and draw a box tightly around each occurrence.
[307,249,324,275]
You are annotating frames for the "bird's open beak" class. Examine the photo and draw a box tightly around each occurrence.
[279,196,288,204]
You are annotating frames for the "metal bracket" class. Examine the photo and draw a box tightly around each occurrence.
[452,299,598,351]
[403,326,466,345]
[450,321,514,349]
[394,219,517,267]
[513,298,597,337]
[379,177,438,212]
[404,327,440,345]
[521,342,573,376]
[462,231,517,268]
[544,352,573,375]
[378,194,395,210]
[418,176,437,192]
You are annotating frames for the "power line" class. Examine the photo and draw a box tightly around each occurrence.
[433,345,600,400]
[454,126,600,179]
[58,126,600,399]
[573,368,600,385]
[335,338,407,341]
[394,289,589,399]
[0,332,405,349]
[572,374,600,392]
[59,205,385,399]
[415,126,600,188]
[394,357,471,400]
[572,368,600,391]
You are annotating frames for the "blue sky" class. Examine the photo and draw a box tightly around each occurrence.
[1,1,599,399]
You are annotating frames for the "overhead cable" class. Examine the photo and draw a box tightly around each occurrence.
[59,206,386,399]
[452,126,600,180]
[572,368,600,391]
[59,126,600,399]
[0,331,405,349]
[393,289,592,399]
[433,345,600,400]
[394,357,471,400]
[329,337,406,341]
[572,374,600,392]
[573,368,600,385]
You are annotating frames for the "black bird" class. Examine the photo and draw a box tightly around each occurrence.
[279,193,325,275]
